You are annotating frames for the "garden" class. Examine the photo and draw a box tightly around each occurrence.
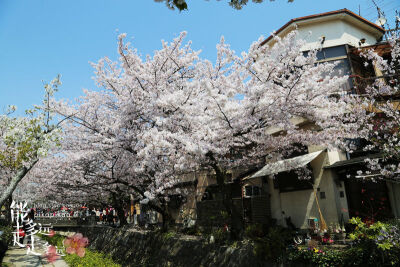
[240,217,400,266]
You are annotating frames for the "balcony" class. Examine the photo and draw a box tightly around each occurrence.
[350,74,400,98]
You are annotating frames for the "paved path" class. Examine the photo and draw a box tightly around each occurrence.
[2,235,68,267]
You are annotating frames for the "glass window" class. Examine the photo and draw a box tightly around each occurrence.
[316,46,347,60]
[245,186,252,197]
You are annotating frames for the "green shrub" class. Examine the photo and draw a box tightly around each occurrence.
[344,217,400,266]
[37,233,65,248]
[0,225,13,263]
[252,226,292,262]
[288,247,344,267]
[37,233,121,267]
[64,249,121,267]
[211,228,230,244]
[244,223,265,239]
[286,218,400,266]
[180,226,200,236]
[0,225,13,245]
[349,217,400,250]
[162,230,177,240]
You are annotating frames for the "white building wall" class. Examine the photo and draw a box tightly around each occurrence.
[297,20,379,51]
[268,151,349,229]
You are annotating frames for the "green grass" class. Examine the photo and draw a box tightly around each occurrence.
[36,233,121,267]
[63,249,121,267]
[37,233,65,247]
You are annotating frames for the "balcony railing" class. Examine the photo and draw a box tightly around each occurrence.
[350,74,400,96]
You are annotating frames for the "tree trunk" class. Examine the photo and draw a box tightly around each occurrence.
[110,191,128,227]
[115,203,127,227]
[0,161,38,210]
[161,210,173,232]
[206,152,241,239]
[1,196,12,225]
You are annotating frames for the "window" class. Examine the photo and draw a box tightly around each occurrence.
[304,45,353,91]
[244,186,261,198]
[273,167,314,193]
[316,46,347,60]
[303,45,347,60]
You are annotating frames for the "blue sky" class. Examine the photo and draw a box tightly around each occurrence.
[0,0,399,114]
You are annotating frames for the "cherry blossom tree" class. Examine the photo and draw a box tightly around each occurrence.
[33,30,367,233]
[352,35,400,178]
[167,31,367,233]
[0,77,62,221]
[26,33,202,229]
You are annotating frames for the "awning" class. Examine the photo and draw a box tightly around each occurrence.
[244,150,324,180]
[324,153,382,169]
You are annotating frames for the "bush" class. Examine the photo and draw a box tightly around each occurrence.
[64,249,121,267]
[37,233,121,267]
[252,226,293,263]
[288,246,344,267]
[287,218,400,266]
[244,223,265,239]
[343,217,400,266]
[162,230,177,240]
[180,226,200,236]
[37,233,65,248]
[0,225,13,245]
[0,225,13,263]
[211,228,230,244]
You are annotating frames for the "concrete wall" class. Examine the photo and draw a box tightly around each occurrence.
[268,150,350,229]
[78,226,279,267]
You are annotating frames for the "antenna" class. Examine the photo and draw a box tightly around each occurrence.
[372,0,387,28]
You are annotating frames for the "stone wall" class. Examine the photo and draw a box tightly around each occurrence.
[76,226,278,267]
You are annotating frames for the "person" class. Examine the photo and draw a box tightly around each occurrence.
[112,208,117,226]
[107,209,113,225]
[28,208,35,221]
[96,209,100,222]
[133,207,137,226]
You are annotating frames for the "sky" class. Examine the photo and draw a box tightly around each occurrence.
[0,0,399,114]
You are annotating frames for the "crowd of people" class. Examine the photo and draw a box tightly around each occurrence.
[1,203,156,228]
[34,205,125,226]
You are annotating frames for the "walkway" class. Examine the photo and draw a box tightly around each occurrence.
[2,235,69,267]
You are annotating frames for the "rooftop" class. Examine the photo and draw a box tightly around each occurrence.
[260,9,385,46]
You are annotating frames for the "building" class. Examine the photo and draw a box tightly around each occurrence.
[178,9,400,231]
[243,9,399,229]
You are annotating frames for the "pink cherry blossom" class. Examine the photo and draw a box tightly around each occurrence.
[44,245,59,263]
[63,233,89,258]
